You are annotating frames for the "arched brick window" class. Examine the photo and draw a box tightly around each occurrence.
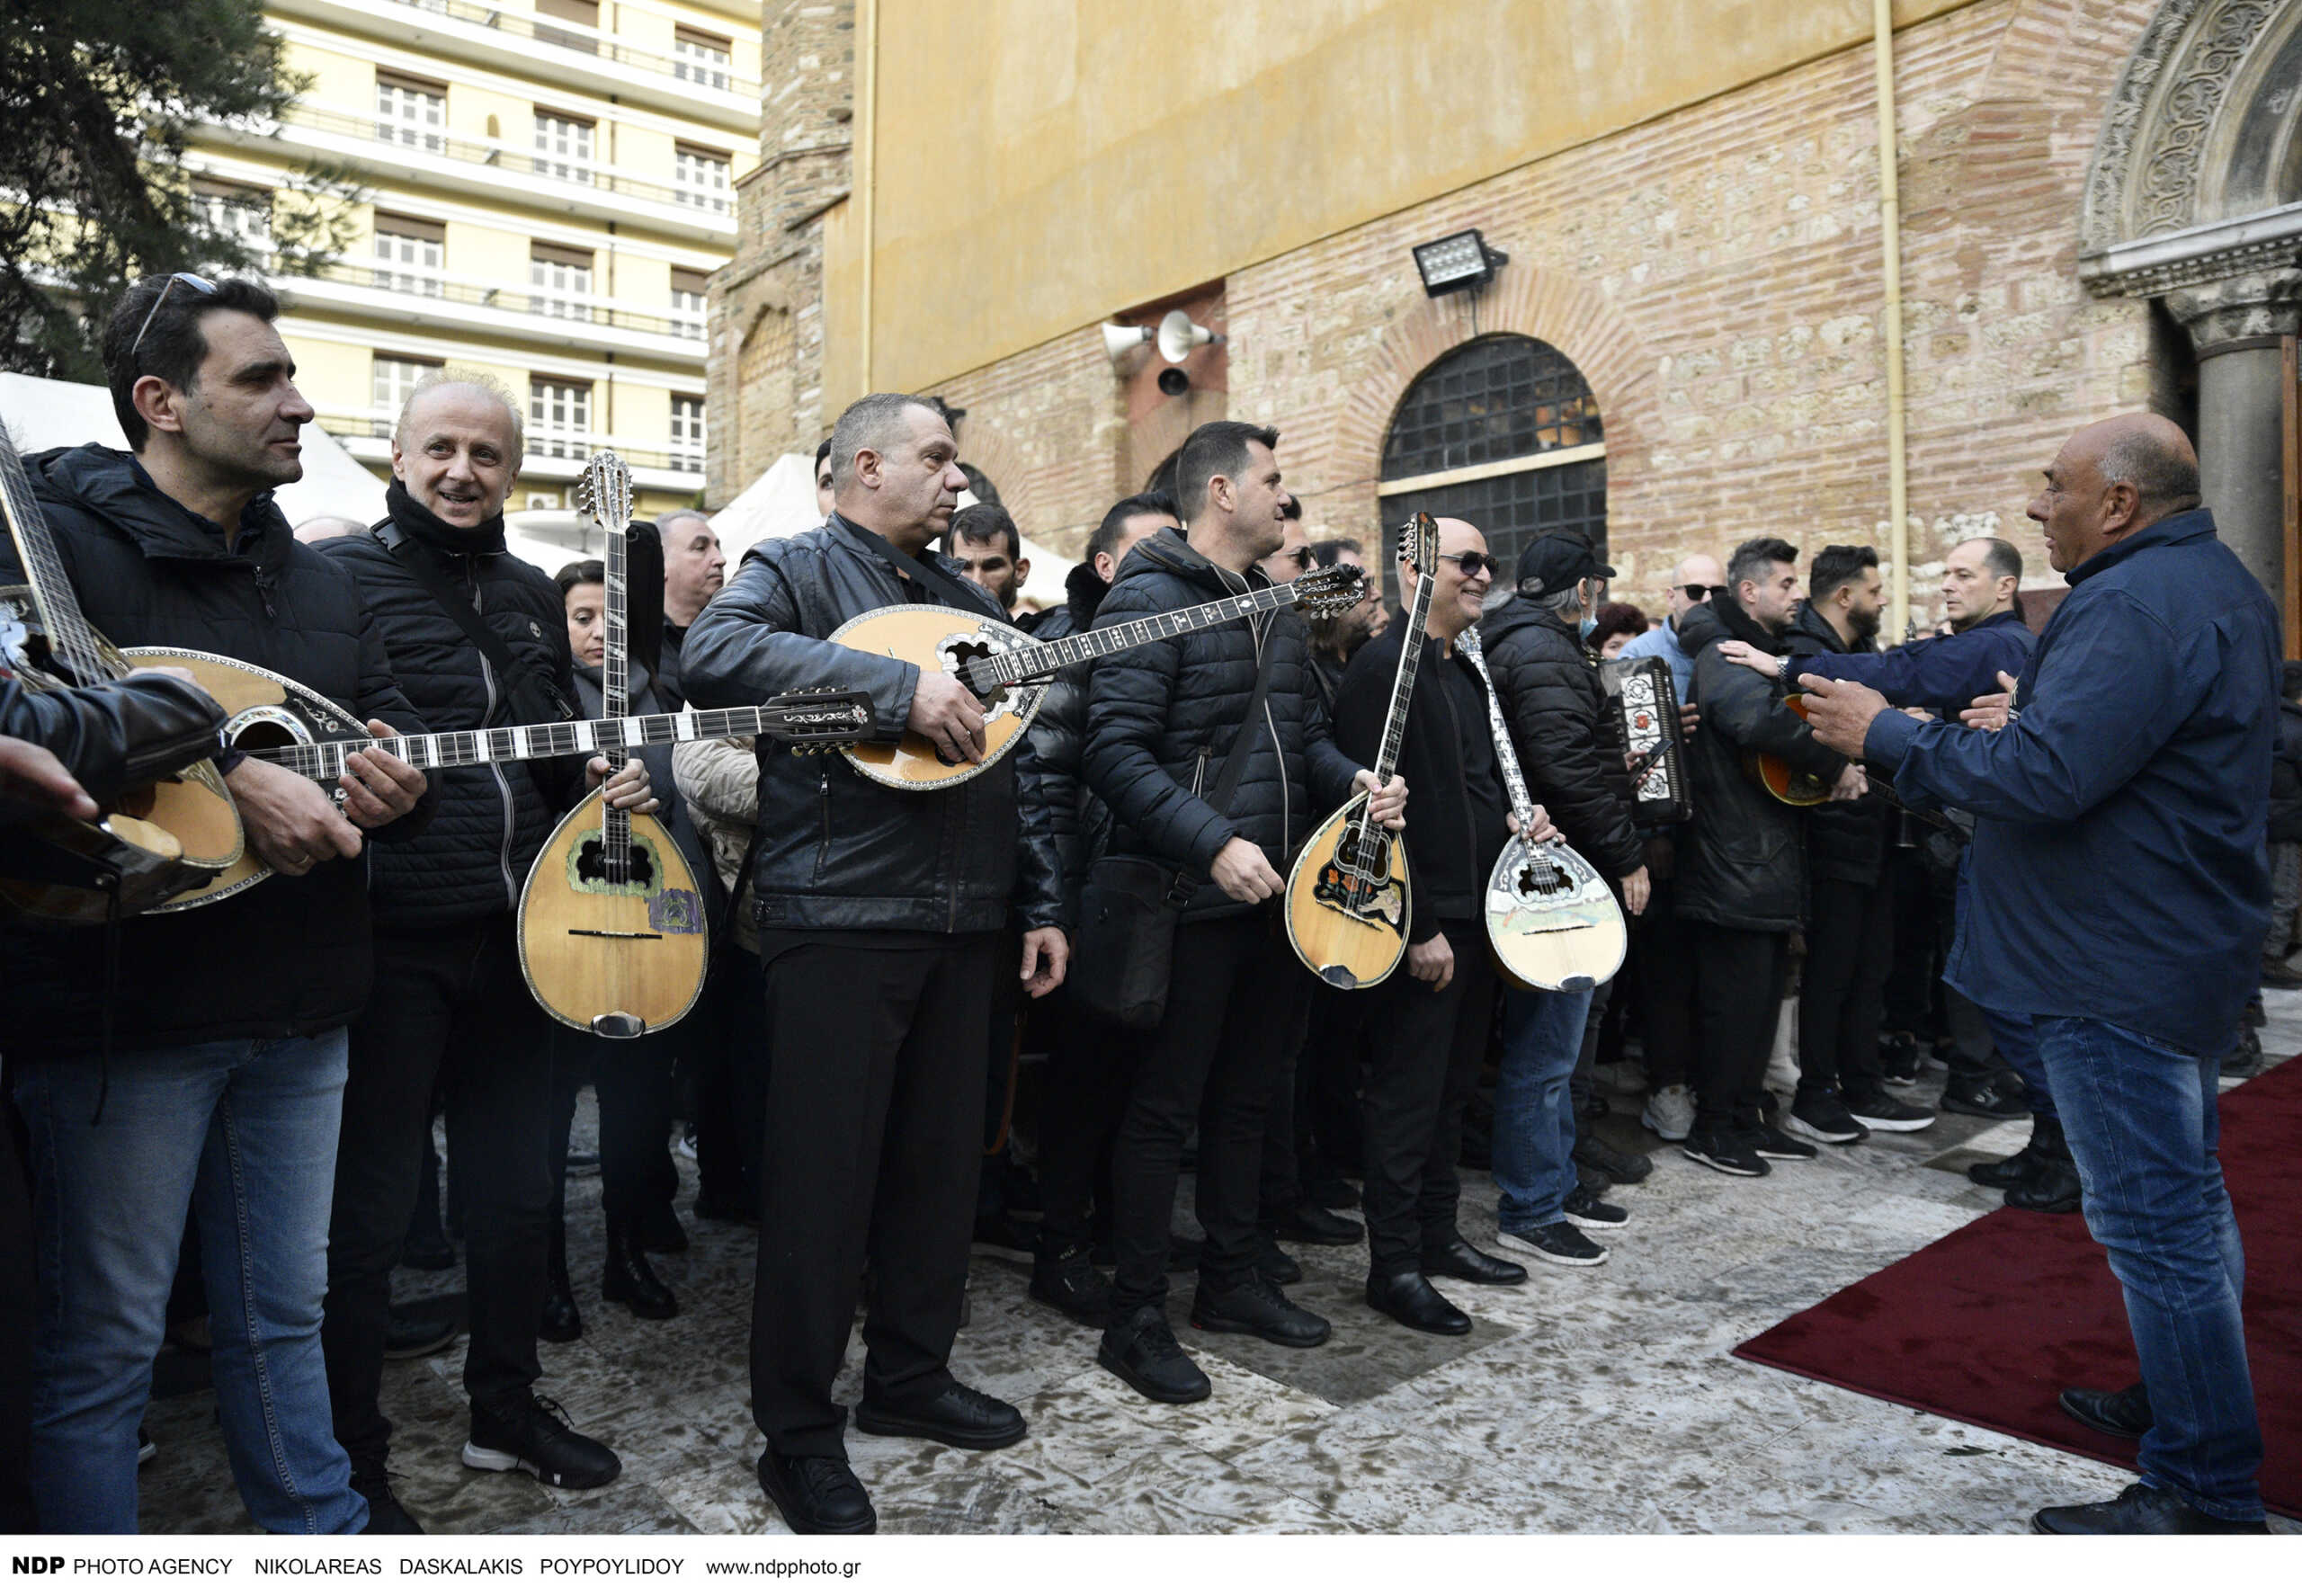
[1379,334,1608,580]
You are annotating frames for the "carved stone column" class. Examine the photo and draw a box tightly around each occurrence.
[2166,269,2302,602]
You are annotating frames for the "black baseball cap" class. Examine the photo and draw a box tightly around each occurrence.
[1514,535,1615,597]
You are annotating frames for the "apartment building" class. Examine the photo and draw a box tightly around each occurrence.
[191,0,760,522]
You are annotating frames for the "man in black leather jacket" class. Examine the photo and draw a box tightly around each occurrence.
[683,393,1066,1536]
[1081,421,1404,1405]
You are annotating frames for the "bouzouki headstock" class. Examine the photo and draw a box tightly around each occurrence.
[1290,562,1370,619]
[765,687,876,755]
[1396,511,1441,577]
[576,451,636,535]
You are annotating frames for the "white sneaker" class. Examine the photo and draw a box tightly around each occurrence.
[1641,1084,1695,1142]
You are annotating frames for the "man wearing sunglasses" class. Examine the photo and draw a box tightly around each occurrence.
[1617,554,1728,704]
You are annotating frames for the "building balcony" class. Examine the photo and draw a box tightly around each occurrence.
[207,103,737,244]
[271,0,759,132]
[317,411,705,495]
[274,261,706,362]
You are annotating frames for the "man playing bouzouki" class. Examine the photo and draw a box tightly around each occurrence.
[0,275,434,1534]
[683,392,1066,1536]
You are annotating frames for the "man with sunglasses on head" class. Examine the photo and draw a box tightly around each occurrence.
[0,273,434,1533]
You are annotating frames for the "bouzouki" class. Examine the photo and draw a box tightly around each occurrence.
[1283,513,1441,990]
[1748,692,1950,825]
[1458,629,1627,992]
[0,426,244,923]
[833,560,1370,791]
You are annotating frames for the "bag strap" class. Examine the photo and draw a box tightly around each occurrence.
[374,524,581,726]
[1164,609,1281,906]
[836,517,1000,617]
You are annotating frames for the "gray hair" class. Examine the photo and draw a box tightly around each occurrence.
[1533,581,1586,616]
[393,370,525,460]
[827,391,938,491]
[655,508,713,541]
[2097,431,2201,513]
[293,514,370,542]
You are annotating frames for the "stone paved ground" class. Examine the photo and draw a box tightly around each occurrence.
[140,995,2302,1534]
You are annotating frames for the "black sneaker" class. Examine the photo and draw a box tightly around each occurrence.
[1573,1136,1652,1186]
[1493,1219,1609,1268]
[1939,1075,2027,1119]
[1252,1233,1303,1286]
[1784,1089,1866,1145]
[1843,1086,1936,1133]
[1190,1272,1331,1348]
[461,1394,620,1489]
[1682,1128,1770,1177]
[1562,1184,1628,1230]
[1097,1304,1210,1404]
[1271,1199,1363,1245]
[1748,1123,1818,1162]
[351,1458,424,1534]
[1878,1032,1921,1087]
[1028,1244,1112,1328]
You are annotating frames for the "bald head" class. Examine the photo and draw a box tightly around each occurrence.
[1667,552,1726,621]
[294,514,370,545]
[2029,413,2200,574]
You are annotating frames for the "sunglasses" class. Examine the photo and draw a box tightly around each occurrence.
[129,272,218,357]
[1682,583,1726,602]
[1436,551,1498,578]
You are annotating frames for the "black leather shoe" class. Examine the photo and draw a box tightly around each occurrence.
[2060,1382,2152,1440]
[1365,1271,1470,1335]
[1967,1140,2044,1190]
[757,1449,875,1535]
[351,1459,423,1534]
[1573,1136,1652,1185]
[1272,1199,1363,1245]
[1029,1244,1112,1328]
[1305,1175,1361,1211]
[384,1310,458,1361]
[2004,1157,2082,1214]
[1253,1233,1304,1285]
[854,1382,1024,1450]
[2031,1482,2265,1535]
[1098,1303,1210,1404]
[1420,1236,1527,1285]
[1191,1273,1331,1348]
[602,1222,679,1320]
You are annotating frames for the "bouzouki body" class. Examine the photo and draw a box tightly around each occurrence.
[517,798,710,1036]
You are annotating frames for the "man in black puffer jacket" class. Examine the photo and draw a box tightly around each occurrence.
[1082,421,1404,1406]
[315,376,654,1526]
[1677,537,1860,1178]
[2,276,433,1536]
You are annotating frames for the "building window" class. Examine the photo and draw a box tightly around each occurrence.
[529,244,594,322]
[533,0,599,55]
[529,379,592,460]
[669,267,709,341]
[534,111,594,186]
[371,355,442,439]
[674,26,733,90]
[376,73,446,154]
[371,213,445,297]
[192,181,272,259]
[1378,334,1608,583]
[674,144,731,214]
[670,396,706,472]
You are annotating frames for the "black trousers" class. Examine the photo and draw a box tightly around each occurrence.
[1691,923,1791,1136]
[1299,986,1367,1177]
[0,1096,34,1532]
[1879,845,1938,1039]
[695,942,766,1211]
[748,935,995,1459]
[1632,872,1699,1091]
[1799,874,1894,1098]
[1109,910,1302,1315]
[547,1028,676,1230]
[1037,989,1138,1255]
[1360,918,1495,1277]
[324,918,558,1464]
[1256,979,1320,1222]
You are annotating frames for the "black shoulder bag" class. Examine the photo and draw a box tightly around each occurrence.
[1071,623,1278,1031]
[375,526,582,727]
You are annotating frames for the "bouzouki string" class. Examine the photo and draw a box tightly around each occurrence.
[1458,629,1576,884]
[593,458,632,888]
[0,434,111,688]
[1351,522,1438,907]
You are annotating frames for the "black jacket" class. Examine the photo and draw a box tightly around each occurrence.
[1083,531,1361,920]
[1022,561,1109,925]
[1332,625,1506,942]
[1476,595,1644,881]
[1677,593,1847,932]
[681,513,1064,935]
[0,667,224,824]
[317,520,584,930]
[0,445,435,1051]
[1782,605,1889,887]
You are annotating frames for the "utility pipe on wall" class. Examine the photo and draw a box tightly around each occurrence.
[859,0,879,392]
[1873,0,1911,637]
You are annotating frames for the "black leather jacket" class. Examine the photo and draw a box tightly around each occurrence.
[1477,595,1644,880]
[1677,594,1847,932]
[681,513,1064,936]
[0,667,223,823]
[1082,531,1361,920]
[1022,561,1111,925]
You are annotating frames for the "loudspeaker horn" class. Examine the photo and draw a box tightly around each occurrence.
[1156,310,1224,363]
[1102,323,1155,364]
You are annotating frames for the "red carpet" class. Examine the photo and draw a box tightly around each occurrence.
[1735,1057,2302,1517]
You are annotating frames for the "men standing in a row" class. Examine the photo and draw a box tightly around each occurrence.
[317,374,655,1530]
[1676,537,1863,1175]
[1335,519,1541,1330]
[2,274,433,1533]
[1083,421,1405,1404]
[684,393,1067,1535]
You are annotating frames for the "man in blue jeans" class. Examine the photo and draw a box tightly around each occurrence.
[0,275,433,1531]
[1802,412,2273,1534]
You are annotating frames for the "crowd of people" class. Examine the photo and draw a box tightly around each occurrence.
[0,273,2279,1539]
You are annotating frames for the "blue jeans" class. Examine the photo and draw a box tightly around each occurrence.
[1493,985,1596,1232]
[2032,1016,2262,1522]
[12,1034,367,1534]
[1981,1009,2057,1120]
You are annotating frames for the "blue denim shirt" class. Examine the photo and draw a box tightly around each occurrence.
[1617,614,1694,701]
[1864,509,2278,1056]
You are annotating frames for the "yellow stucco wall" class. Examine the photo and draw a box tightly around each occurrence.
[853,0,1981,396]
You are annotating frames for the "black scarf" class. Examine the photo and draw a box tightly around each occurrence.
[384,477,506,557]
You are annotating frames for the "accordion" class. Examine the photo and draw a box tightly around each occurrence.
[1599,655,1692,825]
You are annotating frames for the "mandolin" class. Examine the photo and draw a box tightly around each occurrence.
[1458,628,1626,992]
[1282,513,1440,991]
[832,560,1370,791]
[0,427,244,923]
[1748,692,1946,824]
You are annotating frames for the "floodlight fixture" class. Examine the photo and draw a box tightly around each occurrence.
[1412,228,1508,297]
